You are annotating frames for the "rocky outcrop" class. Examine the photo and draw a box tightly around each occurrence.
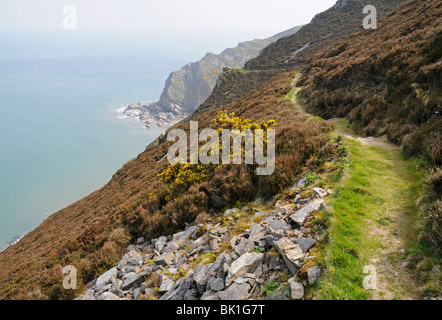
[118,26,302,128]
[77,177,330,301]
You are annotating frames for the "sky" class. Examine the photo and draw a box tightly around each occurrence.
[0,0,337,41]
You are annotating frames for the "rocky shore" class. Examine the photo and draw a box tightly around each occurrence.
[77,179,332,301]
[117,102,187,129]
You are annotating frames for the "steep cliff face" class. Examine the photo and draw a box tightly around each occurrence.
[157,26,302,114]
[121,26,302,127]
[245,0,408,70]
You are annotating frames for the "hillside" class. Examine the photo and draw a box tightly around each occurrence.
[1,0,438,300]
[245,0,408,70]
[119,26,302,127]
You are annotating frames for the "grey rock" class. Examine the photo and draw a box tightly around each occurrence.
[269,219,291,231]
[288,278,304,300]
[133,288,141,300]
[268,256,279,270]
[136,237,145,244]
[95,267,118,291]
[290,199,325,226]
[184,289,199,300]
[220,283,251,300]
[231,236,255,256]
[273,237,304,275]
[160,271,195,300]
[249,223,267,243]
[155,236,168,252]
[83,289,96,300]
[226,252,264,285]
[158,276,175,293]
[97,292,121,300]
[127,250,144,266]
[296,237,316,253]
[208,277,225,292]
[155,251,175,267]
[121,273,145,291]
[297,178,307,189]
[313,187,328,198]
[308,266,322,284]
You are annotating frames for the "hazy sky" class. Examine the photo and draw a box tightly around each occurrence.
[0,0,337,38]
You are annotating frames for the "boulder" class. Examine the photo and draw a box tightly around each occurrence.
[230,236,255,256]
[95,267,118,291]
[219,282,251,300]
[154,251,175,267]
[155,236,168,252]
[273,237,304,275]
[288,278,304,300]
[97,292,121,300]
[249,223,267,243]
[290,199,325,226]
[158,276,175,293]
[121,273,145,291]
[308,266,322,284]
[268,219,291,231]
[226,252,264,285]
[296,237,316,253]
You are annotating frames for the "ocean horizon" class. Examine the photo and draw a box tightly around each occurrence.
[0,31,207,247]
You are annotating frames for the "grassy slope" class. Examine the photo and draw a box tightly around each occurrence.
[313,119,427,299]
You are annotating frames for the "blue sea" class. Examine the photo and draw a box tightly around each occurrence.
[0,31,208,247]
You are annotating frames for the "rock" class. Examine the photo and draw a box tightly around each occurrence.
[154,251,175,267]
[224,208,240,217]
[208,277,225,292]
[97,292,121,300]
[308,266,322,284]
[121,273,145,291]
[290,199,325,226]
[194,264,210,288]
[184,289,198,300]
[297,178,307,189]
[155,236,168,252]
[268,256,279,270]
[133,288,142,300]
[313,188,328,198]
[226,252,264,285]
[296,237,316,253]
[298,198,311,206]
[268,219,291,231]
[249,223,267,243]
[220,283,251,300]
[254,211,267,217]
[201,291,221,300]
[158,276,175,293]
[173,226,197,243]
[288,278,304,300]
[127,250,144,266]
[83,289,96,300]
[95,267,118,291]
[160,271,195,300]
[230,236,255,256]
[273,237,304,275]
[136,237,145,244]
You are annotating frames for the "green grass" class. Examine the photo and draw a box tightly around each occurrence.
[313,124,426,300]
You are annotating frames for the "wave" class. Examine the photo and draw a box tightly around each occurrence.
[0,235,24,253]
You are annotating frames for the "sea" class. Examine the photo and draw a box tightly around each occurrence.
[0,30,212,249]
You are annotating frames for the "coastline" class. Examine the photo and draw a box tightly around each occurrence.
[116,101,187,129]
[0,235,24,254]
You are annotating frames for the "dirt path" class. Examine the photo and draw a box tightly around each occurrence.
[291,79,420,300]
